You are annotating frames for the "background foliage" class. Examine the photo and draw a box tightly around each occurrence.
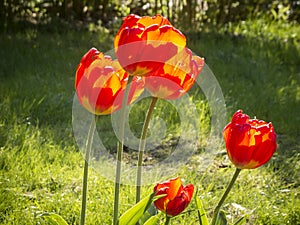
[1,0,300,32]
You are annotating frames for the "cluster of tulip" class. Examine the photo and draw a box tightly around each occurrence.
[75,14,204,115]
[75,14,277,225]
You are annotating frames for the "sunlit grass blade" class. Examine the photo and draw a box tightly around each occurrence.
[195,190,209,225]
[233,216,247,225]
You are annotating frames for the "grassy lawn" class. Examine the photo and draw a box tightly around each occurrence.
[0,19,299,224]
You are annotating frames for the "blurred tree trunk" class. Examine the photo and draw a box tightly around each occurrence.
[73,0,84,20]
[171,0,177,22]
[0,0,4,22]
[154,0,158,14]
[160,0,163,15]
[61,0,68,19]
[167,0,171,19]
[6,0,13,28]
[6,0,12,21]
[0,0,5,31]
[92,0,101,19]
[187,0,193,27]
[102,0,110,24]
[216,0,224,24]
[216,0,232,24]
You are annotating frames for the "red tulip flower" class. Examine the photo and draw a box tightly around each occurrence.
[144,47,204,100]
[114,14,186,76]
[153,177,194,217]
[223,110,277,169]
[75,48,144,115]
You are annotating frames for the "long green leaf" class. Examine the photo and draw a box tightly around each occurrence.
[143,215,160,225]
[39,212,69,225]
[139,204,157,224]
[119,193,156,225]
[195,191,209,225]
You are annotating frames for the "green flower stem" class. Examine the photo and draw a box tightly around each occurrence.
[80,117,97,225]
[113,76,134,225]
[165,216,171,225]
[136,97,158,203]
[211,168,242,225]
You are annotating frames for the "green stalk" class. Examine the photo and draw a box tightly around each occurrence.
[136,97,158,203]
[210,168,241,225]
[165,216,171,225]
[113,76,133,225]
[80,117,97,225]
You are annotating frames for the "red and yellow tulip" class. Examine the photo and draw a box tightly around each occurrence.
[75,48,144,115]
[223,110,277,169]
[153,177,194,217]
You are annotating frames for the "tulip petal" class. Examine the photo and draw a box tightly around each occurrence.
[143,25,186,48]
[166,184,194,216]
[168,177,183,200]
[153,187,169,213]
[137,14,171,27]
[166,195,188,216]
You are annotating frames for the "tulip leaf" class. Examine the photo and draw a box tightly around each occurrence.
[143,215,160,225]
[119,193,164,225]
[195,190,209,225]
[233,216,247,225]
[39,212,69,225]
[139,210,152,224]
[216,210,227,225]
[139,204,157,224]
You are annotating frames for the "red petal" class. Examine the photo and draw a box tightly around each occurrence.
[168,177,183,200]
[153,187,169,213]
[166,184,194,216]
[137,14,171,28]
[231,110,250,125]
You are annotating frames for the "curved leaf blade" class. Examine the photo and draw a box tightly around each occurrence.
[195,191,209,225]
[233,216,247,225]
[143,215,160,225]
[119,192,156,225]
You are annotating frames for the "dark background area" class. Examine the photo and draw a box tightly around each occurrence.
[1,0,299,32]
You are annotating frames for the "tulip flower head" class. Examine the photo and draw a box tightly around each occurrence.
[153,177,194,217]
[223,110,277,169]
[75,48,144,115]
[144,47,204,100]
[114,14,187,76]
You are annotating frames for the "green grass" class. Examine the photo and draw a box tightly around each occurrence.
[0,18,299,225]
